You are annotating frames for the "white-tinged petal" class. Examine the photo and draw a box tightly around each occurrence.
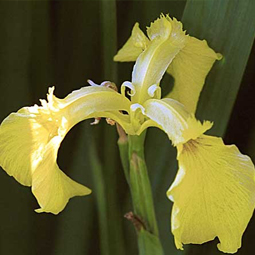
[131,15,187,103]
[142,98,212,146]
[147,84,161,99]
[121,81,136,97]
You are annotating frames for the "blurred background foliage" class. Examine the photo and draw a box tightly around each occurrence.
[0,0,254,254]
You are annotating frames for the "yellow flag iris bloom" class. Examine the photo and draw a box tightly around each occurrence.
[0,14,254,253]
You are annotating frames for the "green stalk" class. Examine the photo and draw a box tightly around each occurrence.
[118,131,164,255]
[128,133,159,236]
[99,0,126,254]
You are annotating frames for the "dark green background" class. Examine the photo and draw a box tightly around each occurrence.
[0,1,254,255]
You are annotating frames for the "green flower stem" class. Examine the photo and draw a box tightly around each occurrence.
[118,131,164,255]
[128,132,159,235]
[99,0,126,254]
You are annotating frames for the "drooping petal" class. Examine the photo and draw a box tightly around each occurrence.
[166,36,222,112]
[0,107,46,186]
[0,86,132,214]
[141,98,212,146]
[167,135,255,253]
[114,23,149,62]
[131,15,187,103]
[32,135,91,214]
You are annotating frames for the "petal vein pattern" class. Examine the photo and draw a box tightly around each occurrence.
[168,135,255,253]
[0,86,131,214]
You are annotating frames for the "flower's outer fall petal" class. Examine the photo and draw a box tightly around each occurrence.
[132,15,187,103]
[142,98,212,146]
[114,23,149,62]
[166,36,222,112]
[32,136,91,214]
[0,108,41,186]
[167,135,255,253]
[0,86,132,214]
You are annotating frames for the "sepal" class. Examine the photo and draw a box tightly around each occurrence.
[168,135,255,253]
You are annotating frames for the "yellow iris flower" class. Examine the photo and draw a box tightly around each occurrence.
[0,14,254,254]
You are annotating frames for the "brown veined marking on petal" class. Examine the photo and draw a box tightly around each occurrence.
[106,118,116,126]
[101,81,118,92]
[180,136,222,242]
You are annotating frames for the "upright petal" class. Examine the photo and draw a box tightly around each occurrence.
[131,15,187,103]
[0,86,131,214]
[167,135,255,253]
[166,36,222,112]
[114,23,149,62]
[141,98,212,146]
[114,15,221,109]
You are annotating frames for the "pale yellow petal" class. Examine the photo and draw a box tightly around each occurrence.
[0,86,132,214]
[132,15,187,104]
[32,136,91,214]
[0,105,90,214]
[141,99,212,145]
[167,135,255,253]
[114,23,149,62]
[45,86,133,133]
[166,36,222,112]
[0,107,47,186]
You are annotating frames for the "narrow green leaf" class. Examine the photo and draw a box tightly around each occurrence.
[138,229,164,255]
[100,1,126,254]
[100,0,118,82]
[89,127,111,255]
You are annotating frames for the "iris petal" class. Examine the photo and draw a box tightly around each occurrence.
[142,98,212,146]
[114,23,149,62]
[166,36,222,112]
[32,134,91,214]
[132,15,187,103]
[114,15,221,109]
[168,135,255,253]
[0,86,131,214]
